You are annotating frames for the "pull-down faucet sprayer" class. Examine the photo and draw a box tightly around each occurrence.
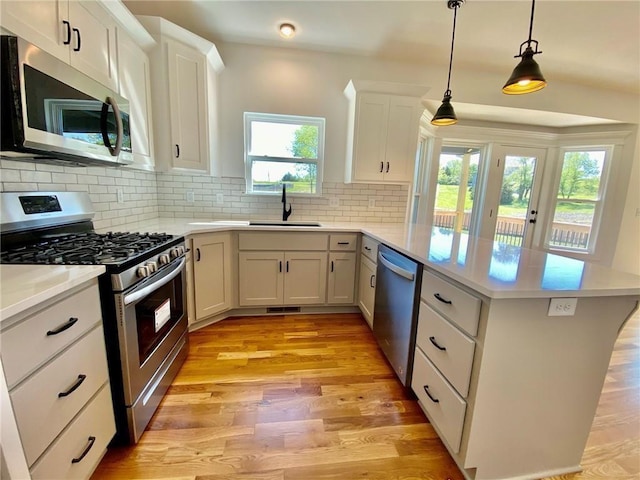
[282,184,292,221]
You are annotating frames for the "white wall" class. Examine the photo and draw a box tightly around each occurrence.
[612,133,640,276]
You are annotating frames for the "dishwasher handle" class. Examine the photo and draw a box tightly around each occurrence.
[378,252,415,281]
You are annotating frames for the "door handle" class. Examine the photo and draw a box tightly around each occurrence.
[175,144,180,158]
[196,248,201,261]
[331,260,334,272]
[386,162,390,173]
[369,274,375,288]
[379,161,384,173]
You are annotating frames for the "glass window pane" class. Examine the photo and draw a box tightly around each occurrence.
[548,201,595,250]
[251,160,317,194]
[557,151,605,201]
[495,155,537,247]
[433,146,480,233]
[249,121,318,159]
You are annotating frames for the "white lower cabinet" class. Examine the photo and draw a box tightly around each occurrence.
[412,348,466,453]
[0,279,115,480]
[328,252,356,304]
[192,232,232,321]
[238,251,327,306]
[358,235,379,328]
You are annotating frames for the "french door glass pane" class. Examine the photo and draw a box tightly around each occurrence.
[433,146,480,233]
[495,155,537,247]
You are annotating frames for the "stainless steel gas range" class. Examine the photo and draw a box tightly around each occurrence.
[0,191,188,444]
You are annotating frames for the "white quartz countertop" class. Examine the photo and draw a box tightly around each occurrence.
[99,217,640,300]
[0,265,105,322]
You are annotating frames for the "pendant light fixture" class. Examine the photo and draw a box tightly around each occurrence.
[431,0,464,126]
[502,0,547,94]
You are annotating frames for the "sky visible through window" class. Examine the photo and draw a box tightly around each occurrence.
[250,121,301,181]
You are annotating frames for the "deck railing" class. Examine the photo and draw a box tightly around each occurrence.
[433,211,590,249]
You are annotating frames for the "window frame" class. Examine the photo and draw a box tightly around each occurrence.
[243,112,325,196]
[545,145,613,255]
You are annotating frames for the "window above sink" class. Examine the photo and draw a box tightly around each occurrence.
[243,112,325,196]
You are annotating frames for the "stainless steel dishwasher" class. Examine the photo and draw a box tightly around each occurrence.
[373,244,422,387]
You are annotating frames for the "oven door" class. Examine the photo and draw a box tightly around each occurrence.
[115,257,187,406]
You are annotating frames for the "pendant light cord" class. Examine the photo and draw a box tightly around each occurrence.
[445,2,459,94]
[527,0,536,46]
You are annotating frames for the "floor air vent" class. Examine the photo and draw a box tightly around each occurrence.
[266,306,301,313]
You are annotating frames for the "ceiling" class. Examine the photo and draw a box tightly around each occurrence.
[124,0,640,127]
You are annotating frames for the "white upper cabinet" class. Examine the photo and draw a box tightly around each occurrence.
[136,15,224,174]
[344,80,428,184]
[1,0,118,91]
[116,27,155,171]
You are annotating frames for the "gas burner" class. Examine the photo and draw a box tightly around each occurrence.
[1,230,177,267]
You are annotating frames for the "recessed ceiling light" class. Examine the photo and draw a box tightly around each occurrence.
[279,23,296,39]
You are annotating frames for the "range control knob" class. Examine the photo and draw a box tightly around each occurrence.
[146,261,158,273]
[177,246,185,256]
[136,266,149,278]
[170,247,180,259]
[158,254,170,265]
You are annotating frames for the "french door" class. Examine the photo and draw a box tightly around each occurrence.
[488,146,546,248]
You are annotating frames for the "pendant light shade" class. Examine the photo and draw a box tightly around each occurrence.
[431,92,457,126]
[431,0,464,127]
[503,0,547,95]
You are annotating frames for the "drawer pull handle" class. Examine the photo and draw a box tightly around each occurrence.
[370,274,375,288]
[46,317,78,336]
[331,260,334,273]
[423,385,440,403]
[58,374,87,398]
[337,241,350,245]
[429,336,447,351]
[433,293,452,305]
[364,246,371,251]
[71,436,96,464]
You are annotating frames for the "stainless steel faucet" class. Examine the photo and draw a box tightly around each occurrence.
[282,184,292,221]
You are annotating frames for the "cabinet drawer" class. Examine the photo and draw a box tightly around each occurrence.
[422,270,480,336]
[30,384,115,480]
[361,235,379,262]
[239,232,328,251]
[12,326,109,466]
[329,234,357,251]
[416,302,475,398]
[412,348,466,453]
[2,283,102,388]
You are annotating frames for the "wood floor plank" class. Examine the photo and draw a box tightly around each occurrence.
[92,311,640,480]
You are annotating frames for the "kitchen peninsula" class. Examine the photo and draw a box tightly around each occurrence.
[2,219,638,480]
[107,218,640,480]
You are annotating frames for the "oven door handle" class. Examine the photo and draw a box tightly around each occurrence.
[124,257,186,306]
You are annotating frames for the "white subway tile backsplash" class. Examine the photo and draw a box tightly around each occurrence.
[0,164,408,226]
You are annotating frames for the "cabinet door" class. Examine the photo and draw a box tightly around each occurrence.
[0,0,69,62]
[383,96,421,182]
[117,29,154,170]
[284,252,327,305]
[328,252,356,304]
[68,1,118,91]
[238,252,284,306]
[167,39,208,171]
[352,93,389,182]
[193,233,232,320]
[358,255,376,328]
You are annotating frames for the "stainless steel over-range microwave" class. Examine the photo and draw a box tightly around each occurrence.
[0,35,132,167]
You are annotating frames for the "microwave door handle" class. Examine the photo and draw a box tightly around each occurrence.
[100,97,123,157]
[123,257,185,306]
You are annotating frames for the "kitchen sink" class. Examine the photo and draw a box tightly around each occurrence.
[249,220,322,227]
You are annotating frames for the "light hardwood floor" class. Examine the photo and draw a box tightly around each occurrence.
[92,311,639,480]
